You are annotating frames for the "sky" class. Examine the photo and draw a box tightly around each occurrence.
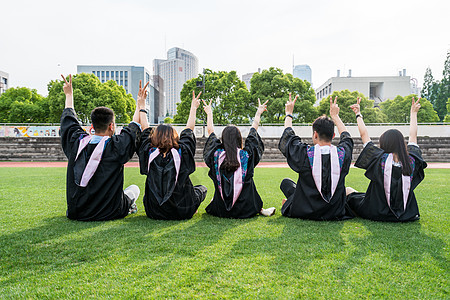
[1,0,449,96]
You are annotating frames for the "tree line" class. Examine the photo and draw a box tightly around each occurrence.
[0,73,135,124]
[173,67,441,124]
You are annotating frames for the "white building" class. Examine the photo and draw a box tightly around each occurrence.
[0,70,9,95]
[293,65,312,84]
[316,70,413,106]
[77,65,164,123]
[153,47,198,117]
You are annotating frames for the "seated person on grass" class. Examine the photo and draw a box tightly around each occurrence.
[137,89,207,220]
[346,97,427,222]
[202,98,276,218]
[278,95,354,220]
[60,74,142,221]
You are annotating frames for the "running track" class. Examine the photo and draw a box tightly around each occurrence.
[0,161,449,169]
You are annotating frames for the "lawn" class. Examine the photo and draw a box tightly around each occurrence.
[0,167,448,299]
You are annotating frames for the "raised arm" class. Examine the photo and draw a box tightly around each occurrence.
[137,80,149,130]
[252,98,268,130]
[284,93,298,128]
[61,74,73,109]
[186,91,202,131]
[202,99,214,135]
[350,97,370,144]
[409,97,421,144]
[329,96,347,135]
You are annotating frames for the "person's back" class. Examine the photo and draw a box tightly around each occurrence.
[279,95,354,220]
[137,91,207,220]
[60,74,141,221]
[347,97,426,222]
[203,98,275,218]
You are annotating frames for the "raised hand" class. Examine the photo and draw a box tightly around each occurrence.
[330,96,340,118]
[285,93,298,115]
[137,80,149,109]
[191,91,202,110]
[256,98,269,116]
[350,97,361,115]
[61,74,73,96]
[411,96,421,114]
[202,99,213,115]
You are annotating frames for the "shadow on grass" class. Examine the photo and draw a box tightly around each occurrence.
[0,212,249,289]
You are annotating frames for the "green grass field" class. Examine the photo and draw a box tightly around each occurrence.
[0,167,448,299]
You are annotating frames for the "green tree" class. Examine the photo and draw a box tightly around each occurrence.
[174,69,252,124]
[46,73,135,123]
[444,98,450,122]
[421,67,435,103]
[249,67,317,123]
[0,87,47,123]
[435,50,450,121]
[317,90,387,123]
[379,94,439,123]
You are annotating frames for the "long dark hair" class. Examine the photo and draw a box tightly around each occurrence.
[221,125,243,172]
[151,124,179,154]
[379,129,412,176]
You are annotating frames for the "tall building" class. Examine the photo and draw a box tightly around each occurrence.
[293,65,312,84]
[0,70,9,95]
[77,65,164,123]
[316,69,413,106]
[153,47,199,117]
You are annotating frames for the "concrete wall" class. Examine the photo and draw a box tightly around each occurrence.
[1,136,450,162]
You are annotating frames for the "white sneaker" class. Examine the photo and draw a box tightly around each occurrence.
[128,200,138,215]
[260,207,276,217]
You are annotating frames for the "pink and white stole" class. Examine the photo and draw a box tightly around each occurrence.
[75,135,109,187]
[383,153,411,211]
[312,144,340,202]
[147,148,181,185]
[217,149,244,208]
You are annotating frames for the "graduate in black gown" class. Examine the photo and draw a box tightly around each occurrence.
[202,98,276,219]
[60,74,142,221]
[346,97,426,222]
[278,95,354,220]
[137,90,207,220]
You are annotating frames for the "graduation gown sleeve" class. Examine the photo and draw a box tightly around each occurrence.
[137,127,155,175]
[278,127,309,173]
[60,108,88,158]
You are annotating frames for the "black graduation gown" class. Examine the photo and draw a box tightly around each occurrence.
[138,128,201,220]
[60,108,141,221]
[203,127,264,219]
[347,142,427,222]
[278,127,354,220]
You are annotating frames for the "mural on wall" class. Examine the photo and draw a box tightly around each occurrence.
[0,126,125,137]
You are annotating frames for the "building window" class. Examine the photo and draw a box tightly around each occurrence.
[97,71,100,77]
[120,71,123,77]
[125,71,128,77]
[125,80,128,86]
[120,80,123,85]
[116,71,119,78]
[92,71,95,74]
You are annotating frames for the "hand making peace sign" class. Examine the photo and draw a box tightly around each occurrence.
[256,98,269,116]
[329,96,340,118]
[285,93,299,115]
[191,91,202,110]
[410,96,421,114]
[61,74,73,96]
[137,80,149,108]
[350,97,361,115]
